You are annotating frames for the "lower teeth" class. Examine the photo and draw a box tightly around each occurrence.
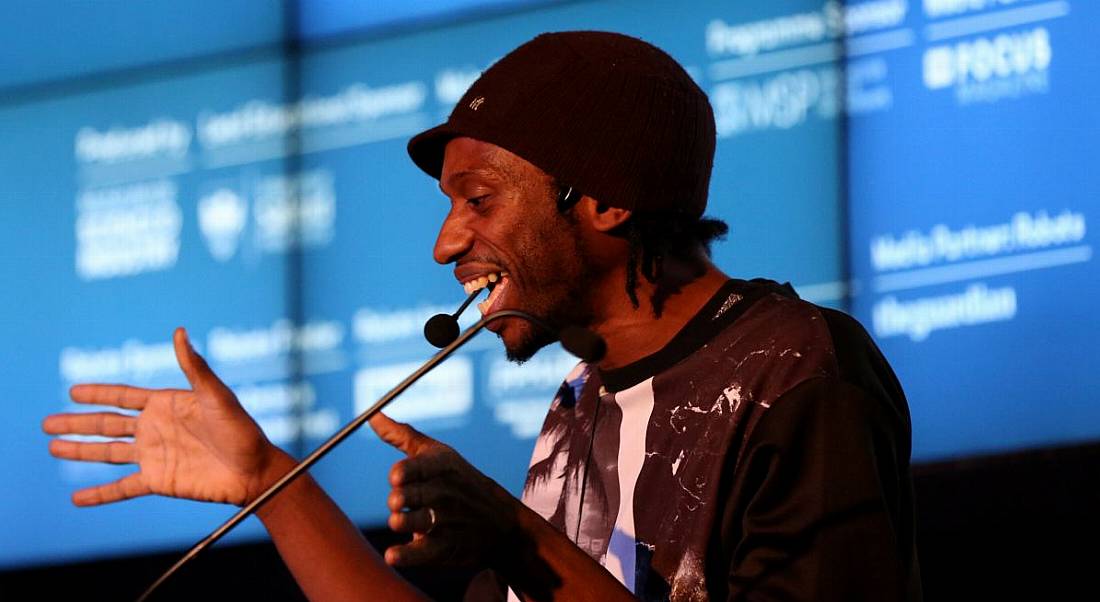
[479,276,506,315]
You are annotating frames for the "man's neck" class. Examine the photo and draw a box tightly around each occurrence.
[590,259,730,370]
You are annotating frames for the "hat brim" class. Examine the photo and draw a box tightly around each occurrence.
[407,122,462,180]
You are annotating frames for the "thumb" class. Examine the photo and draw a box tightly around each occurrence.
[369,412,431,456]
[173,327,228,395]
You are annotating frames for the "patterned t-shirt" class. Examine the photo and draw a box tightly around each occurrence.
[472,279,921,601]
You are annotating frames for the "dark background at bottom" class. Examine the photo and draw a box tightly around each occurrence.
[3,441,1098,601]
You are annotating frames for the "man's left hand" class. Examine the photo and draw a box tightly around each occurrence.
[369,412,522,569]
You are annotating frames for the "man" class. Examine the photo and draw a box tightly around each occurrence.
[43,32,921,600]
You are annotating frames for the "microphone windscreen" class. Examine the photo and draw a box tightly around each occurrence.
[559,326,606,363]
[424,313,460,348]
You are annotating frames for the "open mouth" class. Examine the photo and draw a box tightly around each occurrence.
[461,271,511,316]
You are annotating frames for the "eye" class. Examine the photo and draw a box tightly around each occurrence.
[467,195,490,207]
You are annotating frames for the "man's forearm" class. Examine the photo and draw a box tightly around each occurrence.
[255,452,428,602]
[501,499,635,602]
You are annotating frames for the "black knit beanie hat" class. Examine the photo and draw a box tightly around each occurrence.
[407,30,716,219]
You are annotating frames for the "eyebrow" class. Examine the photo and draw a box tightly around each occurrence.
[438,167,502,196]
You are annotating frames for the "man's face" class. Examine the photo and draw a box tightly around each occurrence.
[434,137,594,362]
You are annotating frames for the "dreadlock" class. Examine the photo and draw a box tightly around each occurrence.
[622,212,729,308]
[556,185,728,308]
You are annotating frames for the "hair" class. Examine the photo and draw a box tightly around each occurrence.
[623,212,728,308]
[556,183,728,308]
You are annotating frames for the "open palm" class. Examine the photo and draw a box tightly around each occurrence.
[43,328,282,507]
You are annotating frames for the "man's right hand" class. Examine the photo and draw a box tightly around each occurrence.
[42,327,288,507]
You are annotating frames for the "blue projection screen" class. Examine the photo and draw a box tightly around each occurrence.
[847,0,1098,460]
[1,0,1094,570]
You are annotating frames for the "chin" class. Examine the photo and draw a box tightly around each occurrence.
[501,319,555,364]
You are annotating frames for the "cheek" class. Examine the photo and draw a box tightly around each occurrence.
[518,221,584,281]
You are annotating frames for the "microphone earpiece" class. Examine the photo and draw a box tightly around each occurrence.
[556,185,580,211]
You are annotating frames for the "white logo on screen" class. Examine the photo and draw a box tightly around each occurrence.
[198,188,247,262]
[922,27,1051,90]
[254,170,335,252]
[74,180,182,280]
[923,0,1019,19]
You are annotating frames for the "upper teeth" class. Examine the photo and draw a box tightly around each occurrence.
[463,272,505,294]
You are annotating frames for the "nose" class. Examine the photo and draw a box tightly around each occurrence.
[433,205,475,264]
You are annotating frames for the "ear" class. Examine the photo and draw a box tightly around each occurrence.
[575,196,632,233]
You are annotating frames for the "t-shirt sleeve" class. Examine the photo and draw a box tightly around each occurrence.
[719,376,922,601]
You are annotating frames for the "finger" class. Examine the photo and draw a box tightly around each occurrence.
[388,507,435,534]
[69,384,151,410]
[42,412,137,437]
[173,327,229,395]
[385,482,440,510]
[385,537,449,567]
[72,472,151,506]
[49,439,137,464]
[388,454,446,488]
[369,412,431,456]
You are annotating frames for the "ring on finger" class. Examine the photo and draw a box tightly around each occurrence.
[426,507,437,534]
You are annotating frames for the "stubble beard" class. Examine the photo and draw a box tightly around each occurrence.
[503,217,596,364]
